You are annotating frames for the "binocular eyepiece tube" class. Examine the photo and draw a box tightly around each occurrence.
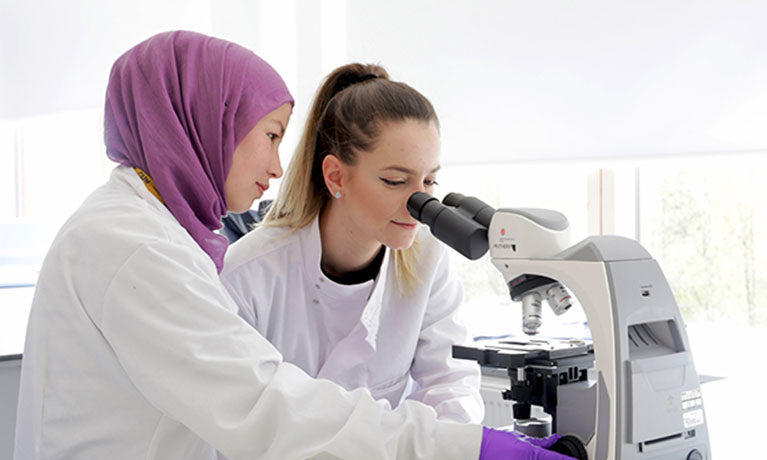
[407,192,496,260]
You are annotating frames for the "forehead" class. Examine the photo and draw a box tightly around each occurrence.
[360,119,440,170]
[277,102,293,119]
[260,103,292,126]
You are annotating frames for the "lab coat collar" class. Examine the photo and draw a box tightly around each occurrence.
[112,166,176,222]
[299,215,391,349]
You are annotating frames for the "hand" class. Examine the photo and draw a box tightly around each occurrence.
[478,427,577,460]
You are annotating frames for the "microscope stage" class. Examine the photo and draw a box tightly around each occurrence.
[454,336,593,370]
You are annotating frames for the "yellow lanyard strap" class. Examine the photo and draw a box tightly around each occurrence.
[134,167,165,204]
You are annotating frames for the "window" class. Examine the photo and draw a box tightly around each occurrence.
[0,109,112,357]
[15,109,112,223]
[639,155,767,328]
[0,121,16,219]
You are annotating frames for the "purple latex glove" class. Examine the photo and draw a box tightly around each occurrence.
[478,427,577,460]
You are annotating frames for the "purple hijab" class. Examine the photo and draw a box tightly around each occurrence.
[104,31,293,272]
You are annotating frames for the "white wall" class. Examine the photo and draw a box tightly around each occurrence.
[345,0,767,163]
[0,0,214,119]
[4,0,766,163]
[2,1,765,230]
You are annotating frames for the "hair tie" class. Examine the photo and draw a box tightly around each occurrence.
[335,72,381,95]
[358,73,379,82]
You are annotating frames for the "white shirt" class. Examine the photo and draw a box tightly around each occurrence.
[221,215,484,424]
[14,166,481,460]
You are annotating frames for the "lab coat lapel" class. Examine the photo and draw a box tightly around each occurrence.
[361,249,389,348]
[315,249,391,385]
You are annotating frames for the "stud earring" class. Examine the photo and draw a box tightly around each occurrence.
[334,191,342,199]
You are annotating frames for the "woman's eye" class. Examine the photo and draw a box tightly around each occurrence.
[380,178,406,186]
[425,179,439,187]
[267,133,279,141]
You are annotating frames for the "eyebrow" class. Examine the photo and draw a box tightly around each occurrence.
[382,165,441,174]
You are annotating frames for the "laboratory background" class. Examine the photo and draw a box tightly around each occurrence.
[1,0,766,458]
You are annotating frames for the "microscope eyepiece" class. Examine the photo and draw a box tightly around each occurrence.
[406,192,442,227]
[443,192,495,228]
[441,192,465,207]
[407,192,492,260]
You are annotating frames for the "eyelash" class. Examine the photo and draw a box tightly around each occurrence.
[380,178,439,187]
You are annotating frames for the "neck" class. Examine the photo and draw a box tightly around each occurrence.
[318,202,383,276]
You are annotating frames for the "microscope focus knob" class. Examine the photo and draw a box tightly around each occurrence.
[550,435,587,460]
[686,449,703,460]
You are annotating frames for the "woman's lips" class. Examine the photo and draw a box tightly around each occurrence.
[392,221,417,229]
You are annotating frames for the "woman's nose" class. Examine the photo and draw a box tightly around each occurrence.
[269,149,283,179]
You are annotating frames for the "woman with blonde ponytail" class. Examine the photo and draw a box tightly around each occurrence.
[221,63,576,460]
[222,62,485,423]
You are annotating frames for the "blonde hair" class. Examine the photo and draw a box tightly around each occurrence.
[265,63,440,294]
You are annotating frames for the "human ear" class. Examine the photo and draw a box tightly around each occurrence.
[321,154,346,198]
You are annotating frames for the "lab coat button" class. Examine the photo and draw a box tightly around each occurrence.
[312,299,319,304]
[315,283,320,289]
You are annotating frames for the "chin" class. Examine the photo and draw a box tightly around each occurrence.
[383,234,417,251]
[228,200,253,214]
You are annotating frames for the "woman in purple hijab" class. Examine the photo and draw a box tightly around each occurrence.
[103,30,292,272]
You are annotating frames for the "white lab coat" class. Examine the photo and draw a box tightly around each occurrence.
[14,166,481,460]
[221,215,484,424]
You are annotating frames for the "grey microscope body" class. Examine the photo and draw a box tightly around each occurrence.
[408,192,711,460]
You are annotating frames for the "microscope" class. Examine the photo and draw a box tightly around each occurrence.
[407,192,711,460]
